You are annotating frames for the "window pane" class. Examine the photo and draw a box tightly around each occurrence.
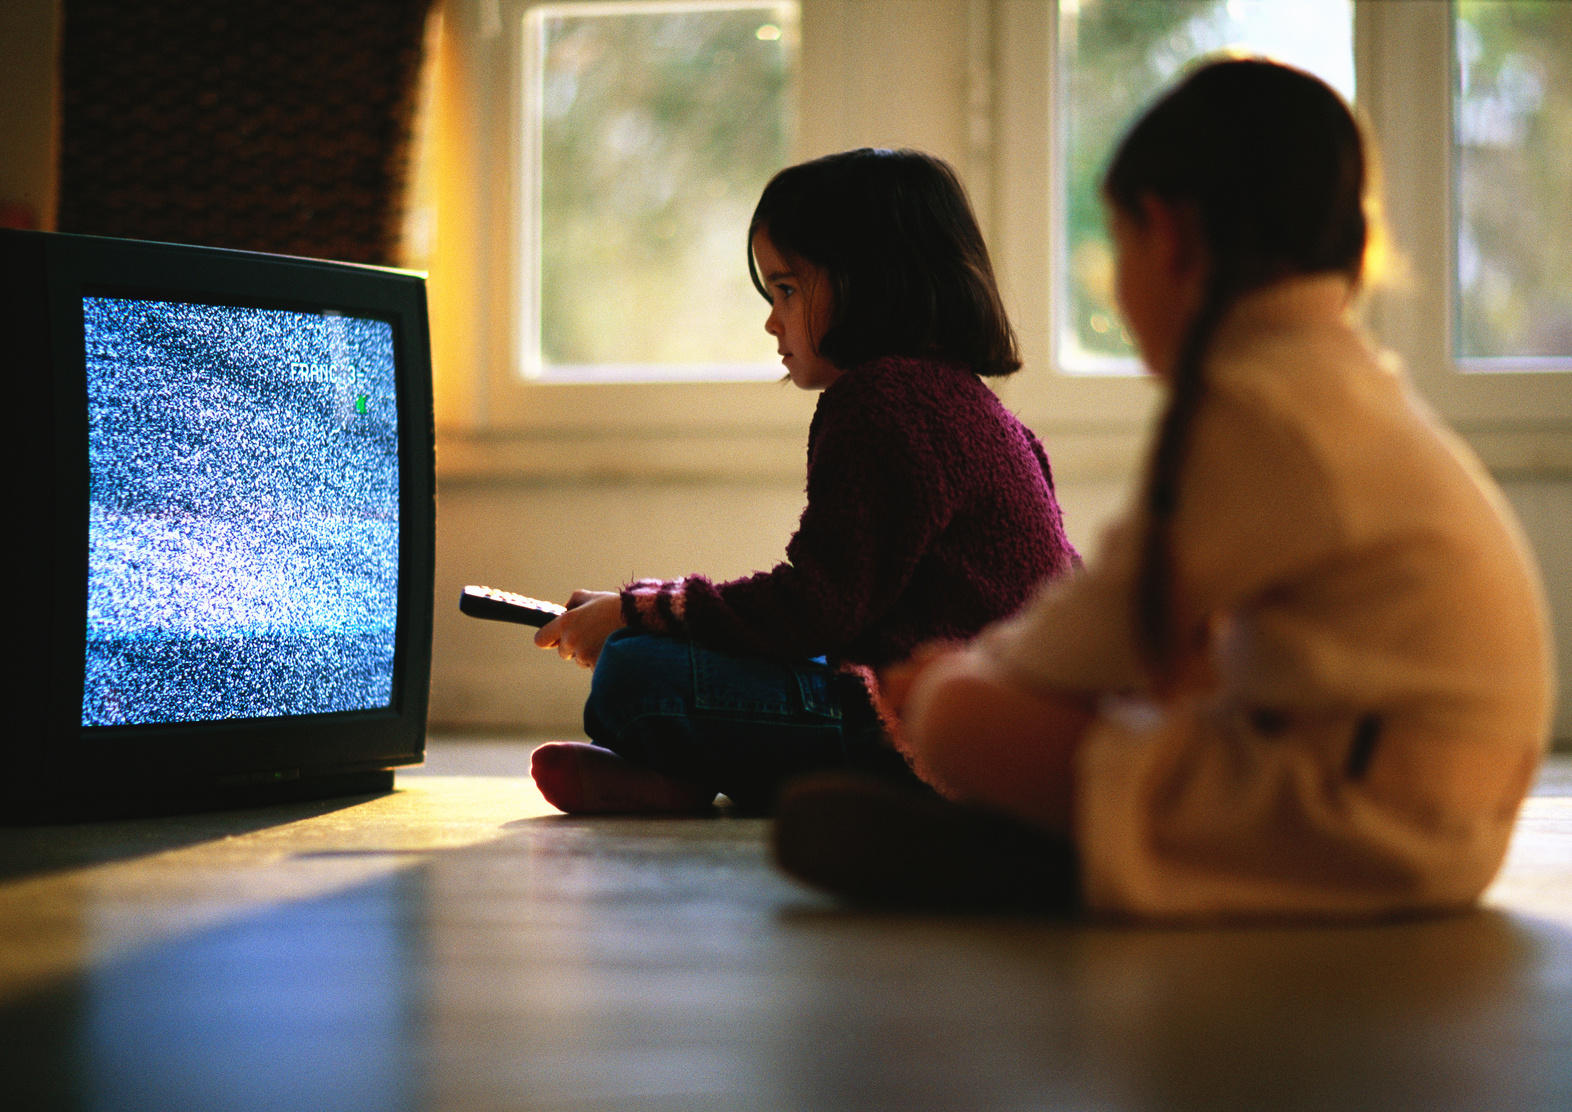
[1055,0,1353,373]
[523,1,796,381]
[1454,0,1572,365]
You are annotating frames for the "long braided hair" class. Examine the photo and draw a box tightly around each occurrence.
[1102,57,1372,687]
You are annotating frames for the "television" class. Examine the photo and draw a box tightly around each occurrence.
[2,230,434,820]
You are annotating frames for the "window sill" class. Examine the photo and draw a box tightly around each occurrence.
[434,417,1572,491]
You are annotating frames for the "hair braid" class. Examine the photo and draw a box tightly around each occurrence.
[1134,275,1233,683]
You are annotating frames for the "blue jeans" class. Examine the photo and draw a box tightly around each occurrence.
[583,629,921,811]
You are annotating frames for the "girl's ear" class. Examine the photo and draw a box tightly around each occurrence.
[1138,194,1208,288]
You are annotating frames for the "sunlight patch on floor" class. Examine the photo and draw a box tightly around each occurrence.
[0,772,554,998]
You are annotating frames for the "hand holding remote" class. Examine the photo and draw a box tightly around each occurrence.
[531,589,626,669]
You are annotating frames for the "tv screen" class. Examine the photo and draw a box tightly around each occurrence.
[82,296,403,727]
[3,230,434,820]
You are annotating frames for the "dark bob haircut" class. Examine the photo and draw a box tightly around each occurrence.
[748,148,1022,377]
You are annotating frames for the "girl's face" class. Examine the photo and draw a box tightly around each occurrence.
[752,229,842,391]
[1109,196,1206,379]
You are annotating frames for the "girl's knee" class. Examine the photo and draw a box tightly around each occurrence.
[590,627,644,690]
[586,631,692,725]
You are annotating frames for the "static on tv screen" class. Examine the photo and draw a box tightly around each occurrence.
[81,296,401,728]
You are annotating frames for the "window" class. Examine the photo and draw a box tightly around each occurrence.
[519,0,797,382]
[1453,0,1572,366]
[1053,0,1354,374]
[429,1,1571,452]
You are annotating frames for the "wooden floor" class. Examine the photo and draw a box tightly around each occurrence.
[3,740,1569,1112]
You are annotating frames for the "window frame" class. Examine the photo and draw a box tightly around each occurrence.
[514,0,797,386]
[417,0,812,456]
[1357,0,1572,445]
[432,0,996,482]
[487,0,810,446]
[990,0,1572,476]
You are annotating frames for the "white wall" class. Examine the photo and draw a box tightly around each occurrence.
[431,462,1572,743]
[431,463,1135,733]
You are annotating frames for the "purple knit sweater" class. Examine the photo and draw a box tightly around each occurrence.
[622,355,1078,670]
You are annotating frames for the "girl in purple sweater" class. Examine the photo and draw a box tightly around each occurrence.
[531,148,1078,814]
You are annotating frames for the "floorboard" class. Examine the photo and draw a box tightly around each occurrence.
[3,740,1569,1111]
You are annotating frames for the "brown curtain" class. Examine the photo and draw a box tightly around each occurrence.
[57,0,433,266]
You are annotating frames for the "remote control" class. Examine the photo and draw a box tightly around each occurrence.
[459,585,567,628]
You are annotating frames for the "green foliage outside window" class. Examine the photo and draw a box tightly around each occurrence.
[1056,0,1353,371]
[1454,0,1572,362]
[530,3,794,379]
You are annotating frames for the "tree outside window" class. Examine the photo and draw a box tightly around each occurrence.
[522,1,797,382]
[1055,0,1354,372]
[1454,0,1572,365]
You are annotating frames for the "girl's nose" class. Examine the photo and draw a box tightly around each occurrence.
[764,307,782,336]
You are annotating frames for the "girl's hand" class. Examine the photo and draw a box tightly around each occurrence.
[534,590,625,669]
[896,643,1094,838]
[879,641,962,716]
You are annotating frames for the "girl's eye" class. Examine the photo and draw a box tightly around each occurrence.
[774,283,795,301]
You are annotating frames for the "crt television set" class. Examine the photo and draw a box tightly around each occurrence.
[2,229,434,820]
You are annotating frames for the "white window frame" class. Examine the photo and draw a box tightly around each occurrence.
[515,0,796,386]
[438,0,824,486]
[1357,0,1572,458]
[990,0,1164,473]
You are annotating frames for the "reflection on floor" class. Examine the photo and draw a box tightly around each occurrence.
[2,740,1570,1112]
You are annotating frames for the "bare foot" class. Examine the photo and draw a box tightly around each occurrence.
[530,742,718,815]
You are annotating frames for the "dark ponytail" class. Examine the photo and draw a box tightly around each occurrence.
[1103,57,1371,684]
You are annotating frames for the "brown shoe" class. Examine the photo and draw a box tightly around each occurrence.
[771,773,1080,912]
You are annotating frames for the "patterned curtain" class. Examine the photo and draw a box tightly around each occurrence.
[57,0,433,265]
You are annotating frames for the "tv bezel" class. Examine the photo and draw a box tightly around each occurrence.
[3,229,434,820]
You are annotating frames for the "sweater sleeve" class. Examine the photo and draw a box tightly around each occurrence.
[621,367,955,661]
